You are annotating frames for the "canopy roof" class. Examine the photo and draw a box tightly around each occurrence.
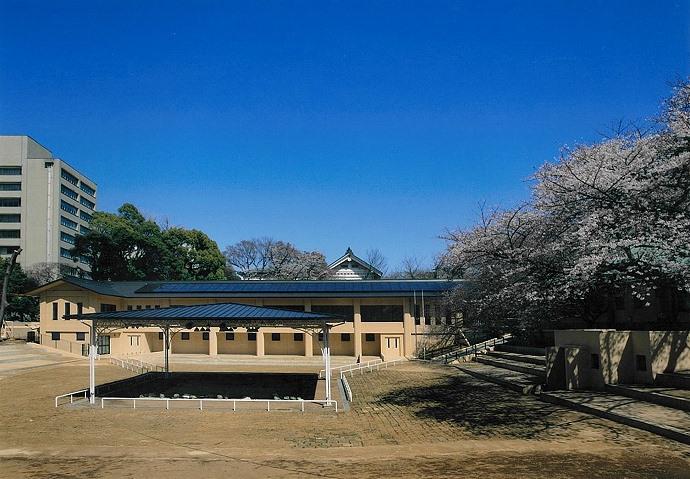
[65,302,341,329]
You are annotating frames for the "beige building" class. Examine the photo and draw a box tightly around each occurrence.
[29,277,460,359]
[0,136,97,274]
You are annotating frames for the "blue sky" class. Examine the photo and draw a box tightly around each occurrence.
[1,1,688,271]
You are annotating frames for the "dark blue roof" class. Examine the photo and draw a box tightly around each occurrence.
[30,277,461,298]
[66,302,339,325]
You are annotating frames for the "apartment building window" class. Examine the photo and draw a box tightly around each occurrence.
[80,197,95,210]
[271,333,281,341]
[61,169,79,185]
[361,305,404,322]
[0,246,19,255]
[51,332,61,341]
[60,231,76,245]
[100,304,116,312]
[0,182,21,191]
[248,332,257,341]
[293,333,303,341]
[80,225,91,234]
[341,333,351,342]
[0,230,20,239]
[52,302,59,320]
[0,167,21,175]
[60,184,79,200]
[0,214,20,223]
[80,182,96,197]
[0,198,20,207]
[181,332,190,340]
[76,332,86,341]
[365,333,376,342]
[311,305,354,321]
[61,216,78,230]
[60,200,78,216]
[80,211,92,222]
[60,247,74,260]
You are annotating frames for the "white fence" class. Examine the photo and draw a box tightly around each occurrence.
[100,396,338,412]
[319,358,383,379]
[339,358,406,378]
[110,356,165,373]
[54,389,88,407]
[341,376,353,402]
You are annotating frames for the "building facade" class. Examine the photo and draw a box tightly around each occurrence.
[0,136,97,273]
[327,248,382,280]
[30,278,460,360]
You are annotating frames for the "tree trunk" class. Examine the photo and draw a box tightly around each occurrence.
[0,248,22,338]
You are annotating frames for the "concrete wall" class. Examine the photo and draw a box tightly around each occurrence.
[548,329,690,390]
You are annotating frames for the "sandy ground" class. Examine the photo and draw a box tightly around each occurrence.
[1,342,689,478]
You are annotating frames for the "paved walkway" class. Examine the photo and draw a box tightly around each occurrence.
[0,341,79,379]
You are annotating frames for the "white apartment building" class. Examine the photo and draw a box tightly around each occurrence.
[0,136,97,274]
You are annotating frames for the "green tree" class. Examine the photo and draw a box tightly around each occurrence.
[162,227,227,280]
[0,257,39,321]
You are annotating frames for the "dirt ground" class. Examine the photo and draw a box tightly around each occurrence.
[1,343,689,478]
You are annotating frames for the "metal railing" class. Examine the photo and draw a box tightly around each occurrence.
[339,358,406,378]
[319,358,383,379]
[100,396,338,412]
[110,357,165,373]
[341,375,353,402]
[54,389,88,407]
[431,334,513,364]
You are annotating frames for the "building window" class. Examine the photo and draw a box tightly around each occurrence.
[154,305,161,309]
[386,337,400,349]
[311,305,355,321]
[97,335,110,355]
[636,355,647,372]
[80,197,95,210]
[591,353,600,370]
[271,333,281,341]
[60,200,78,216]
[0,167,21,175]
[77,303,83,316]
[80,211,92,222]
[51,332,61,341]
[127,305,133,311]
[145,305,151,309]
[202,332,209,340]
[76,332,86,341]
[80,224,91,235]
[52,302,58,320]
[293,333,304,342]
[365,333,375,342]
[60,231,76,245]
[248,332,257,341]
[181,332,190,340]
[361,305,404,322]
[64,302,71,319]
[341,333,351,342]
[60,247,74,260]
[60,184,79,200]
[129,335,140,346]
[80,181,96,197]
[318,333,324,342]
[226,332,235,341]
[0,182,21,191]
[61,168,79,185]
[0,230,20,239]
[158,332,164,340]
[100,304,116,312]
[61,216,78,230]
[0,246,19,255]
[136,305,142,310]
[0,197,20,207]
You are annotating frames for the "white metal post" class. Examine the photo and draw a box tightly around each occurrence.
[89,323,96,404]
[323,324,331,403]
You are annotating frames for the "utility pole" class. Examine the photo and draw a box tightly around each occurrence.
[0,248,22,338]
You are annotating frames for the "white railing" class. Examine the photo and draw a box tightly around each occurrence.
[431,334,513,364]
[319,358,383,379]
[341,375,353,402]
[339,358,406,378]
[54,389,88,407]
[110,357,165,373]
[100,397,338,412]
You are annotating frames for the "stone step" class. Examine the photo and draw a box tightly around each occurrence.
[655,371,690,389]
[494,344,545,356]
[486,350,546,365]
[605,384,690,412]
[540,390,690,445]
[474,355,546,380]
[455,363,542,395]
